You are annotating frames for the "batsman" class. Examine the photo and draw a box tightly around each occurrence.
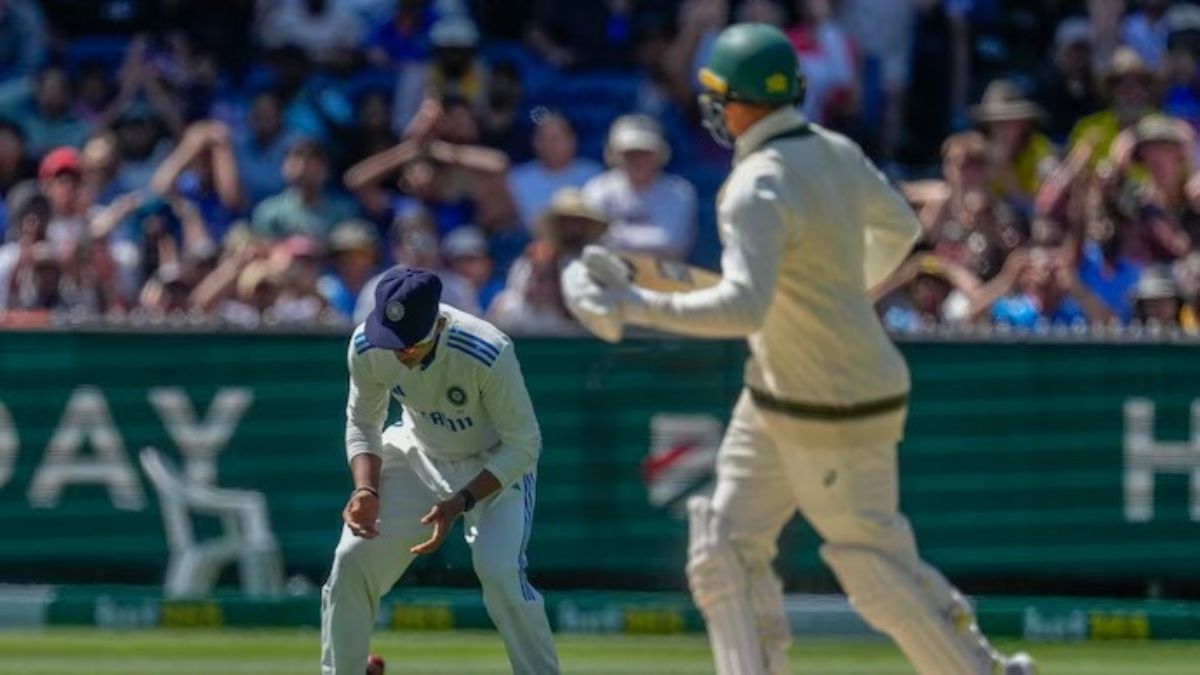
[561,23,1035,675]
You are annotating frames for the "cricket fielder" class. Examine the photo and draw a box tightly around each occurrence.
[561,23,1035,675]
[321,267,560,674]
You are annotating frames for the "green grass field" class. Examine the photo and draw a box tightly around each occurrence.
[0,629,1197,674]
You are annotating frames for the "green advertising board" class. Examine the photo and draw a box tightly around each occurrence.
[0,330,1198,595]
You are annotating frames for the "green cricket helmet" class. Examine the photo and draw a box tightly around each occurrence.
[698,23,806,148]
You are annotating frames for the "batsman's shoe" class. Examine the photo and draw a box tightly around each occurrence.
[367,653,385,675]
[998,652,1036,675]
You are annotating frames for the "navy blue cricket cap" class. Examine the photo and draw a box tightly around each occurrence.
[364,267,443,350]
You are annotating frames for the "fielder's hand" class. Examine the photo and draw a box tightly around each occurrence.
[343,490,380,539]
[411,496,465,555]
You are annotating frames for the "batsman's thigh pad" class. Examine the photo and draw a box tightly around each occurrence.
[820,543,992,675]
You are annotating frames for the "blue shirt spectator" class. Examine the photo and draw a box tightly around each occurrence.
[1078,241,1141,324]
[0,0,45,82]
[236,91,298,207]
[992,294,1088,328]
[364,1,436,67]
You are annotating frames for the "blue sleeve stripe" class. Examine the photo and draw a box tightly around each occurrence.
[446,339,495,367]
[353,334,371,354]
[448,328,500,359]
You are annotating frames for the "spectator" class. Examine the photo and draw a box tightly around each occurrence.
[0,117,33,235]
[259,0,366,67]
[72,61,115,127]
[583,114,696,260]
[479,60,532,162]
[0,0,46,83]
[1132,264,1183,326]
[1107,114,1197,264]
[502,187,609,309]
[1075,213,1143,325]
[1163,5,1200,130]
[364,0,436,70]
[1034,17,1103,143]
[353,209,481,321]
[62,232,128,315]
[488,240,577,333]
[252,138,357,242]
[395,15,485,134]
[15,66,89,155]
[527,0,635,70]
[873,253,978,332]
[920,131,1026,281]
[970,80,1058,213]
[442,225,503,312]
[269,234,332,323]
[786,0,856,127]
[1122,0,1171,70]
[838,0,917,167]
[344,133,510,236]
[6,241,64,312]
[1069,46,1160,161]
[972,247,1114,327]
[319,219,381,319]
[225,259,281,326]
[38,147,87,256]
[508,113,602,232]
[0,183,48,309]
[150,120,245,242]
[236,90,297,207]
[346,89,398,168]
[137,261,193,315]
[111,103,174,195]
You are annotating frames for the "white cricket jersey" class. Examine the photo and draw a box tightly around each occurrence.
[626,107,921,446]
[344,304,541,487]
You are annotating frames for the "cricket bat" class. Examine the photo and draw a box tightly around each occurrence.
[618,253,721,293]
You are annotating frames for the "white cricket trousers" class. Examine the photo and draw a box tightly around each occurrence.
[320,427,560,674]
[695,391,997,675]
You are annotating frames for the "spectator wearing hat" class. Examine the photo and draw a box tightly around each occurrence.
[13,65,89,156]
[259,0,366,67]
[150,120,245,243]
[921,131,1026,281]
[1132,263,1183,326]
[38,147,87,256]
[1034,17,1103,143]
[442,225,503,313]
[353,209,480,322]
[270,234,332,323]
[873,253,979,332]
[395,15,486,135]
[320,219,381,319]
[971,79,1059,212]
[488,240,578,334]
[1068,46,1161,162]
[236,90,299,208]
[508,114,602,232]
[252,138,358,243]
[1107,114,1197,265]
[582,115,696,261]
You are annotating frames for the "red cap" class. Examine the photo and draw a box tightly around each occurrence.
[38,147,81,181]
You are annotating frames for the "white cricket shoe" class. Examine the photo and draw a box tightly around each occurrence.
[998,652,1036,675]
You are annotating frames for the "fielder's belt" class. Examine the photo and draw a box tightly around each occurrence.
[748,387,908,421]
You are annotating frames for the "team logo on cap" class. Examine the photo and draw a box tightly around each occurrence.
[384,300,406,322]
[447,386,467,406]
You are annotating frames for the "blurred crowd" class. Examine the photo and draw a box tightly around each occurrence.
[2,0,1200,334]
